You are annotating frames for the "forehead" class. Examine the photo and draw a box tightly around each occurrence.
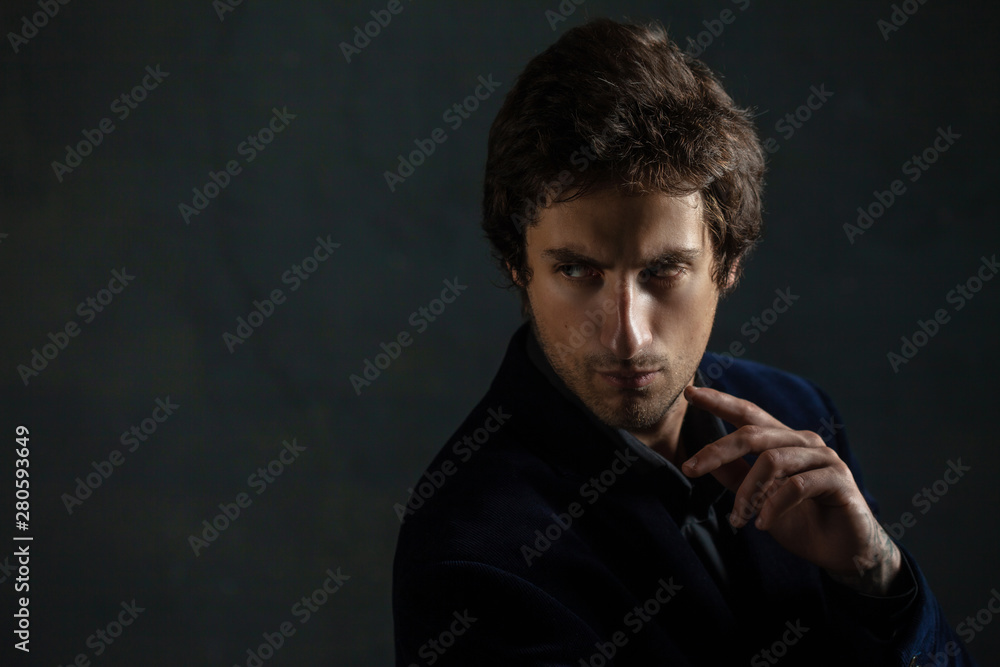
[527,189,707,261]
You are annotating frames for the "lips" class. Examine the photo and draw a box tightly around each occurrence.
[598,369,660,389]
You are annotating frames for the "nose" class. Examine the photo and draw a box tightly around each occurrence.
[600,273,652,361]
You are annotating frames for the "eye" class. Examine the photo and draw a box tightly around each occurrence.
[639,263,686,283]
[557,264,599,280]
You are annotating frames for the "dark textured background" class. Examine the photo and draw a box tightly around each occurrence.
[1,0,997,664]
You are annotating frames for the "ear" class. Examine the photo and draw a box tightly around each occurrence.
[723,258,741,291]
[507,261,524,287]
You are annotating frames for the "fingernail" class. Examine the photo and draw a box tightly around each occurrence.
[682,457,697,471]
[729,513,741,528]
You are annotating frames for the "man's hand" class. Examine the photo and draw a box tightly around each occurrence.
[680,385,901,596]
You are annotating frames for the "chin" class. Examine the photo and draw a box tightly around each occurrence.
[582,380,676,432]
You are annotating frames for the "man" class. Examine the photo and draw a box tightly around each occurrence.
[393,17,976,666]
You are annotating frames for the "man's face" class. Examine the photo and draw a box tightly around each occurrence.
[521,188,725,435]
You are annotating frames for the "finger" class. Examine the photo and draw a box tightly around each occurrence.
[683,425,825,479]
[701,456,751,496]
[729,447,840,528]
[756,467,853,530]
[684,385,786,430]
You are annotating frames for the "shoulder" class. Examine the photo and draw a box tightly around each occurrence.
[393,393,575,572]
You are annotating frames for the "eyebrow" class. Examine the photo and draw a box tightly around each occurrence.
[540,245,703,269]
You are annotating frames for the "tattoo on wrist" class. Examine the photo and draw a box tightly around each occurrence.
[829,513,901,596]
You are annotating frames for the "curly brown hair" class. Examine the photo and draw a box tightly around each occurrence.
[481,17,766,317]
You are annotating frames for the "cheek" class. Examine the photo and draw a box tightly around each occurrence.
[530,288,605,356]
[649,278,718,341]
[530,275,583,321]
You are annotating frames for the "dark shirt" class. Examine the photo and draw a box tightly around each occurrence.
[394,323,974,665]
[525,324,734,593]
[525,327,917,639]
[525,324,918,637]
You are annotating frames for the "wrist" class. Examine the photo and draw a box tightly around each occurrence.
[826,528,902,596]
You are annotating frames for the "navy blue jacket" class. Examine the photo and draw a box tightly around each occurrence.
[393,324,977,666]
